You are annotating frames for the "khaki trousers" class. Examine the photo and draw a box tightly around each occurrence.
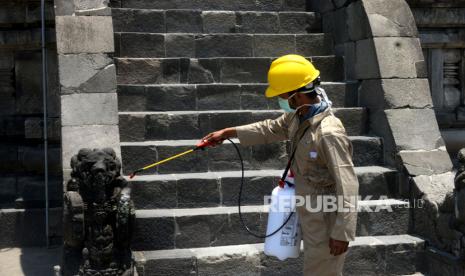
[297,194,347,276]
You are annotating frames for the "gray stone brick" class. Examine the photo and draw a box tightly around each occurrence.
[240,84,270,110]
[279,12,320,34]
[116,58,180,85]
[385,108,445,151]
[194,34,253,58]
[283,0,307,11]
[59,53,116,93]
[253,35,296,57]
[359,79,433,109]
[117,85,146,112]
[220,58,270,83]
[177,178,220,208]
[202,11,236,33]
[221,176,276,206]
[354,37,424,79]
[61,125,121,170]
[132,217,175,250]
[156,146,208,174]
[61,93,118,126]
[56,16,114,54]
[197,84,241,110]
[165,34,195,58]
[146,114,202,140]
[146,85,197,111]
[399,150,453,176]
[131,179,177,209]
[183,58,220,84]
[112,8,165,33]
[119,113,147,142]
[296,34,334,56]
[0,176,16,202]
[24,117,61,141]
[119,33,165,58]
[236,12,279,33]
[166,10,202,33]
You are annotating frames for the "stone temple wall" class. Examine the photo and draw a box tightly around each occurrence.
[310,0,463,274]
[407,0,465,158]
[53,0,121,183]
[0,0,62,210]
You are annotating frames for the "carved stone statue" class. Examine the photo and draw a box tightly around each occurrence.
[63,148,135,276]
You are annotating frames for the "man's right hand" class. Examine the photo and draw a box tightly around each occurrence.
[201,127,237,147]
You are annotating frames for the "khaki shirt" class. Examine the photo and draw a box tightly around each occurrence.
[235,107,359,241]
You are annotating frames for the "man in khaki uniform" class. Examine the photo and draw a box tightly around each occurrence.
[202,54,359,275]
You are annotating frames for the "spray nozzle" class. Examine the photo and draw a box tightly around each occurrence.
[195,139,216,150]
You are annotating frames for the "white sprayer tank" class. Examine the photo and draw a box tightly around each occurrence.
[264,171,302,260]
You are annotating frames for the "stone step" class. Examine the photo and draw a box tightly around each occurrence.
[115,56,344,85]
[0,175,62,208]
[132,235,424,276]
[119,108,367,141]
[121,137,383,175]
[129,167,397,209]
[0,208,62,248]
[115,33,333,58]
[0,143,61,175]
[117,82,359,112]
[112,9,321,34]
[131,199,410,250]
[112,0,307,12]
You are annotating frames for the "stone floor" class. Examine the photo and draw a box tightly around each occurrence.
[0,246,62,276]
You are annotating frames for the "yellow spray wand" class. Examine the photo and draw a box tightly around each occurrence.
[129,139,215,179]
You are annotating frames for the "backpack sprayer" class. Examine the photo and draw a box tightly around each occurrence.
[129,138,302,261]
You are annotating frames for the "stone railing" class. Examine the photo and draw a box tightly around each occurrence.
[310,0,462,273]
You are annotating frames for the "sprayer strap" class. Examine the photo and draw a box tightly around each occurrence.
[281,126,311,182]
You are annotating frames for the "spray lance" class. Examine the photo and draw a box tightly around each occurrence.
[129,137,302,260]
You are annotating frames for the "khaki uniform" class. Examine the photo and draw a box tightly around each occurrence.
[235,107,359,276]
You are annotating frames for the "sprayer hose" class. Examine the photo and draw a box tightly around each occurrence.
[227,138,296,239]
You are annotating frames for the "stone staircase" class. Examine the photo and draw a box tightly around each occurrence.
[110,0,426,274]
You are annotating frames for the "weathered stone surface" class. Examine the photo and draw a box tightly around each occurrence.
[296,34,334,56]
[112,8,165,33]
[165,34,195,58]
[177,178,220,208]
[348,0,418,41]
[308,0,335,13]
[253,35,295,57]
[0,176,16,202]
[358,78,433,109]
[146,85,196,111]
[56,16,114,54]
[413,7,465,28]
[412,172,455,212]
[132,217,175,250]
[116,58,180,85]
[237,12,279,33]
[399,150,453,176]
[280,12,321,33]
[61,93,118,126]
[74,7,112,16]
[166,10,202,33]
[384,108,445,151]
[119,33,165,58]
[202,11,236,33]
[61,125,121,170]
[197,85,241,110]
[322,8,349,44]
[195,34,254,58]
[24,117,61,141]
[131,179,177,209]
[74,0,108,11]
[355,37,424,79]
[59,53,115,93]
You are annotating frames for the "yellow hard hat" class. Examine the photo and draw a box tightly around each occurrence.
[265,55,320,98]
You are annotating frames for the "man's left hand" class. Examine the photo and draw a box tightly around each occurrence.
[329,238,349,256]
